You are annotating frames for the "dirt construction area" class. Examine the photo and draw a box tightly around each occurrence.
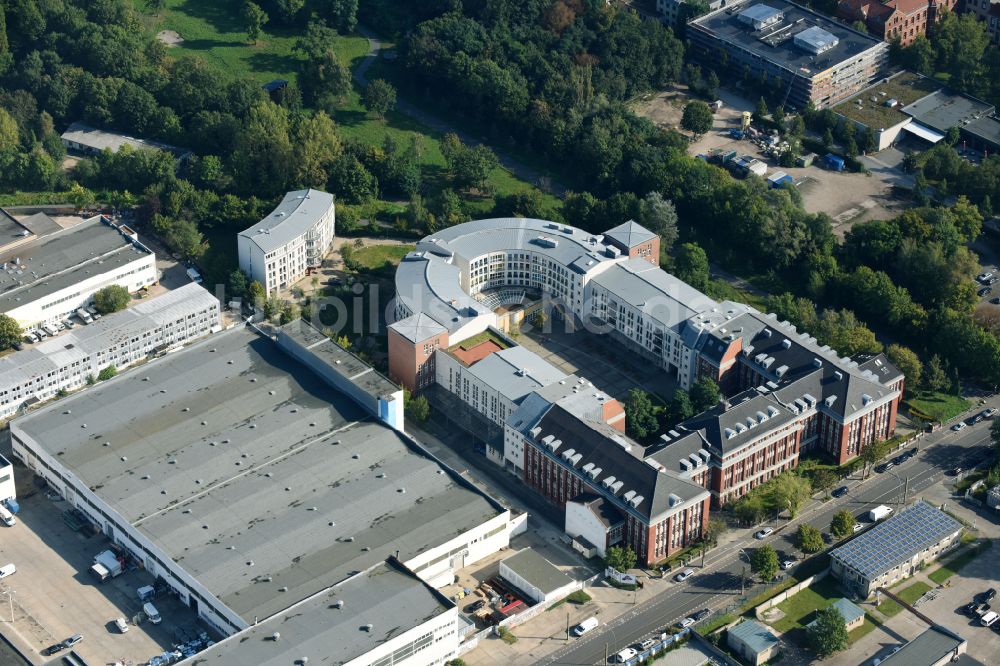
[633,87,905,236]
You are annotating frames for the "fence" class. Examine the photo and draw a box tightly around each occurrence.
[754,569,829,618]
[613,628,693,666]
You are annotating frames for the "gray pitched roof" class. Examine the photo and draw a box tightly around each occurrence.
[568,492,623,528]
[388,312,447,343]
[728,619,779,654]
[528,405,709,522]
[830,502,962,579]
[501,548,573,595]
[678,389,797,455]
[238,189,334,253]
[457,345,567,404]
[61,121,189,157]
[603,219,657,249]
[879,626,966,666]
[830,598,864,624]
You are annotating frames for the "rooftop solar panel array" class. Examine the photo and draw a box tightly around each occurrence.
[830,502,962,579]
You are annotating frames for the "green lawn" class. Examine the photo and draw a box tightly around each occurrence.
[347,244,415,272]
[130,0,370,84]
[771,577,845,634]
[905,391,972,423]
[928,542,993,585]
[877,581,931,617]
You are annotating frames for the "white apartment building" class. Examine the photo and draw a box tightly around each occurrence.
[0,282,221,419]
[0,214,158,328]
[238,189,335,294]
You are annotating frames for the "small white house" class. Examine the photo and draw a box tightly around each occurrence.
[499,548,579,605]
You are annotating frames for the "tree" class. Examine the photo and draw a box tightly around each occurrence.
[808,606,849,658]
[147,0,167,13]
[831,509,856,539]
[860,438,890,478]
[750,544,779,581]
[690,376,720,413]
[887,344,921,393]
[453,144,499,192]
[0,314,22,350]
[97,365,118,381]
[93,285,131,314]
[0,108,18,154]
[639,192,679,250]
[673,242,709,291]
[242,2,268,44]
[812,469,838,494]
[796,524,824,554]
[766,473,812,518]
[924,354,949,392]
[605,545,637,573]
[625,388,659,441]
[991,419,1000,454]
[666,389,695,426]
[755,96,769,121]
[248,280,266,305]
[363,79,397,120]
[293,111,342,187]
[681,101,713,136]
[705,516,728,545]
[319,0,359,33]
[68,183,96,211]
[405,393,430,422]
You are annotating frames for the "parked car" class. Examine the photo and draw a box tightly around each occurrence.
[962,601,979,616]
[674,568,695,582]
[781,559,796,570]
[114,617,128,633]
[991,297,1000,305]
[676,617,696,629]
[874,462,893,473]
[62,634,83,648]
[948,467,964,476]
[966,415,981,426]
[464,600,486,614]
[41,644,65,656]
[977,271,994,283]
[853,523,864,533]
[981,408,998,419]
[890,455,906,465]
[978,589,997,603]
[831,485,849,498]
[981,611,999,627]
[979,286,993,297]
[637,638,657,651]
[572,617,599,636]
[0,563,15,579]
[754,527,774,540]
[952,422,967,432]
[610,647,638,663]
[692,608,712,621]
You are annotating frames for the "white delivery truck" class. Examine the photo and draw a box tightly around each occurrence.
[572,617,599,636]
[90,550,125,581]
[868,505,894,522]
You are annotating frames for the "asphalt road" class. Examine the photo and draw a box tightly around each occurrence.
[542,415,997,666]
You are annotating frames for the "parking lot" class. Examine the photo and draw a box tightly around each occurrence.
[0,478,203,665]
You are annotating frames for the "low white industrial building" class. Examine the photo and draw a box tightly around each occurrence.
[60,122,190,159]
[0,213,158,328]
[11,325,516,645]
[499,548,578,605]
[0,282,221,419]
[238,189,335,294]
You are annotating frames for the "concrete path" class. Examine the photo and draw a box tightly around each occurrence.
[352,26,566,197]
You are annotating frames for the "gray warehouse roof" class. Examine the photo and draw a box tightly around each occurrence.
[238,189,334,253]
[879,626,966,666]
[61,122,190,157]
[13,326,500,623]
[0,215,152,315]
[501,548,572,595]
[901,89,995,134]
[691,0,882,77]
[831,502,962,579]
[185,558,454,666]
[455,345,568,404]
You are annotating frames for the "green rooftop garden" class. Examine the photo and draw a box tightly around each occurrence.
[834,71,940,131]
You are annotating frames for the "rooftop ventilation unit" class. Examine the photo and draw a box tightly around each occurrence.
[610,480,624,494]
[862,394,873,405]
[623,490,636,503]
[767,405,780,417]
[781,339,792,349]
[825,395,837,407]
[834,370,844,381]
[775,365,788,378]
[561,448,576,462]
[802,394,816,408]
[602,475,617,489]
[724,427,737,439]
[813,358,822,368]
[667,493,682,507]
[630,495,644,508]
[588,466,602,480]
[680,459,692,471]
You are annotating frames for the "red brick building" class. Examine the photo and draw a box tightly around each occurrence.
[838,0,957,46]
[387,313,448,393]
[602,220,661,266]
[517,405,710,565]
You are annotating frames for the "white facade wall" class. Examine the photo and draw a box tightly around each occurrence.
[405,511,513,589]
[0,454,14,503]
[238,204,335,294]
[503,424,526,472]
[6,252,158,328]
[498,561,579,605]
[435,351,519,427]
[346,607,459,666]
[564,501,609,559]
[0,293,221,419]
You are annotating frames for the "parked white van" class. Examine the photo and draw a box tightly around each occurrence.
[612,647,638,663]
[0,505,15,527]
[981,611,999,627]
[143,602,162,625]
[572,617,599,637]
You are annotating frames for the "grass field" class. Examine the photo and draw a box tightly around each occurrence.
[905,391,971,423]
[928,541,993,585]
[770,577,876,647]
[877,581,932,617]
[130,0,369,83]
[346,244,415,272]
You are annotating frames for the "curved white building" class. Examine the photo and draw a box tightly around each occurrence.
[388,217,728,393]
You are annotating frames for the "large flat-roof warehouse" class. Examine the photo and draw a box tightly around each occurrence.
[11,326,513,642]
[688,0,887,108]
